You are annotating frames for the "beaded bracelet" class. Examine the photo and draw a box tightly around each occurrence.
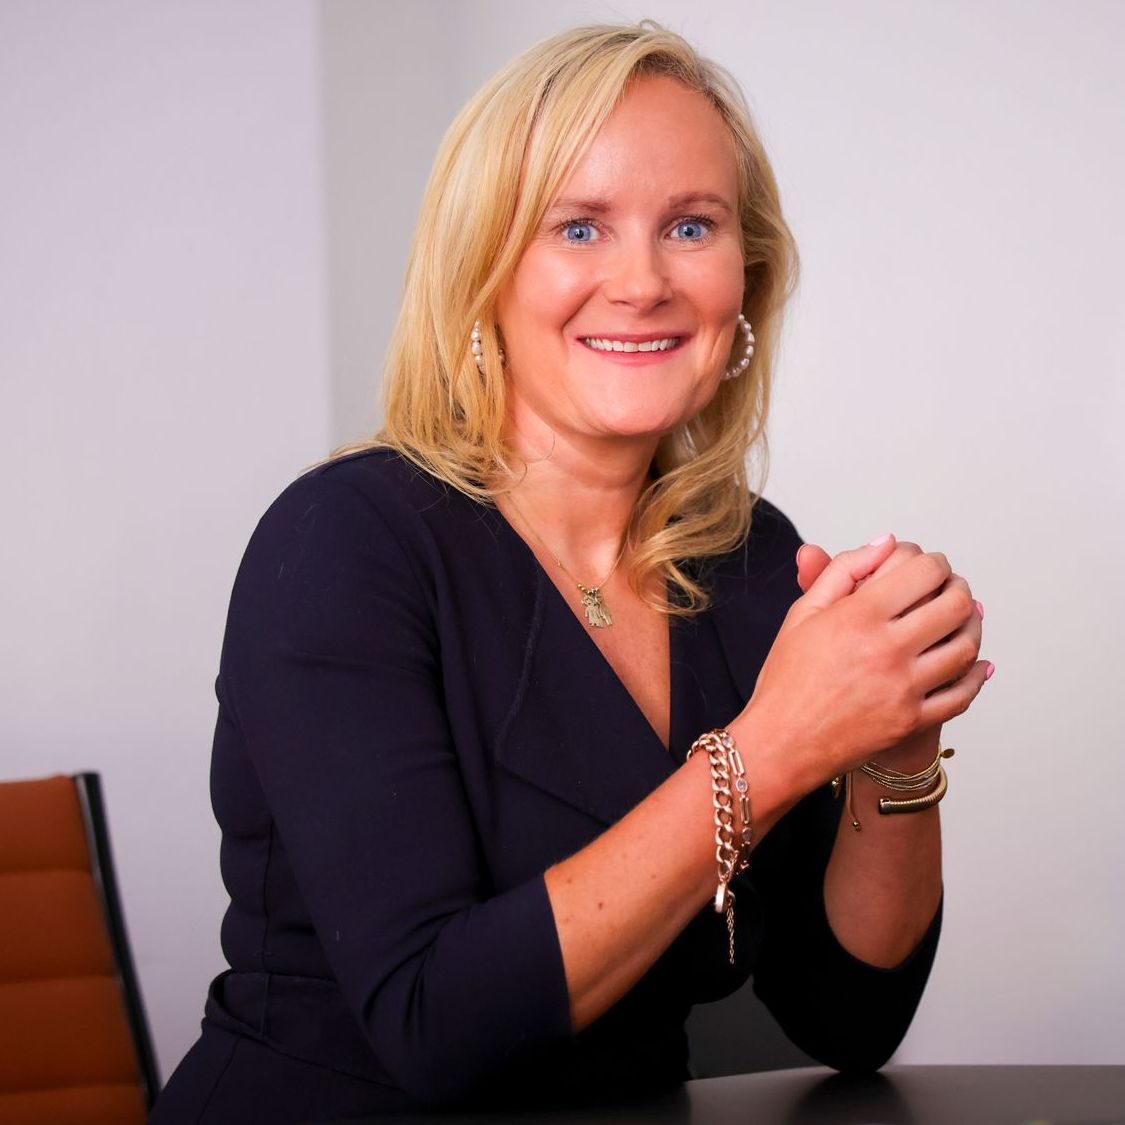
[687,728,752,965]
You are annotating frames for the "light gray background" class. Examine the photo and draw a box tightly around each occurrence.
[2,0,1122,1081]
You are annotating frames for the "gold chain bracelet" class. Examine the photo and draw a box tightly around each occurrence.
[688,729,752,964]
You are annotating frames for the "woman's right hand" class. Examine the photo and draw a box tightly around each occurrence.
[733,534,986,797]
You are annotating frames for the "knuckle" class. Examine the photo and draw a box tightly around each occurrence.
[959,680,981,713]
[899,699,924,737]
[950,692,972,719]
[955,634,979,669]
[928,551,951,577]
[948,572,971,594]
[890,682,921,735]
[947,586,974,620]
[916,552,949,588]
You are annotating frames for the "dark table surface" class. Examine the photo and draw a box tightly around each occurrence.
[326,1065,1125,1124]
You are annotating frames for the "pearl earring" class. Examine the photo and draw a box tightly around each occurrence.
[471,321,505,373]
[722,314,755,380]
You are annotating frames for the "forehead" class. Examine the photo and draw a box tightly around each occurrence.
[553,75,738,205]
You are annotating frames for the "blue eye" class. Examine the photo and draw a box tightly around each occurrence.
[672,218,709,240]
[562,221,598,243]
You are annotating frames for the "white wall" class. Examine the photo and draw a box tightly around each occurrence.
[323,0,1125,1065]
[3,0,1122,1084]
[0,1,330,1078]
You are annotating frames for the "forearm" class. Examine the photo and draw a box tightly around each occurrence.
[546,714,796,1032]
[823,742,944,968]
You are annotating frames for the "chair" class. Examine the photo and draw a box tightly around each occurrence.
[0,773,160,1124]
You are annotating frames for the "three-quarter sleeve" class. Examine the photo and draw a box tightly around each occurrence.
[749,781,942,1071]
[217,471,571,1102]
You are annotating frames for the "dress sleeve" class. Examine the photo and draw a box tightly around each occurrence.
[218,470,571,1102]
[749,783,942,1071]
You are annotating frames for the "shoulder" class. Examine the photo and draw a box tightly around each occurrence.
[706,494,803,606]
[264,446,456,526]
[747,495,803,557]
[233,446,513,614]
[225,449,454,665]
[228,448,459,620]
[721,493,803,572]
[244,446,471,567]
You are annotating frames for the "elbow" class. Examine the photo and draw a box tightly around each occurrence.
[360,1000,501,1106]
[753,972,915,1077]
[359,973,557,1107]
[808,1033,901,1075]
[766,1002,905,1075]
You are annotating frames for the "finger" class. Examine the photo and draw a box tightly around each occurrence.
[855,541,922,592]
[795,543,831,593]
[797,534,898,613]
[919,658,992,728]
[894,574,978,655]
[866,541,923,581]
[912,605,983,695]
[858,550,953,620]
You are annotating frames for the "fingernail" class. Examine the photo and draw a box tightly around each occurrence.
[868,532,893,546]
[984,661,995,681]
[796,545,808,566]
[974,599,985,620]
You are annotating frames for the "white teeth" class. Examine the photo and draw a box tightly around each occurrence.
[582,337,679,352]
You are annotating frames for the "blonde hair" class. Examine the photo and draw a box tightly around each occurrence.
[343,21,798,614]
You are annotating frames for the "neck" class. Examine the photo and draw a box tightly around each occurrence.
[496,416,659,577]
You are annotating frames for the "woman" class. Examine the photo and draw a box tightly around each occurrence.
[151,22,989,1122]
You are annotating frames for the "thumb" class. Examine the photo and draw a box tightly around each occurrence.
[796,533,897,614]
[796,543,831,593]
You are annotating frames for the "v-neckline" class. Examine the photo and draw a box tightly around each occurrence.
[490,502,679,758]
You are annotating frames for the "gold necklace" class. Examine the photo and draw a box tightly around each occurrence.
[505,495,629,629]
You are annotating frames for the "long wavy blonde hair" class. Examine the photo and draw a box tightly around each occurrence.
[343,22,798,615]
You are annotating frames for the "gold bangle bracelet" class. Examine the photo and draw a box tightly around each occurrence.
[878,766,948,815]
[833,748,954,828]
[861,746,954,789]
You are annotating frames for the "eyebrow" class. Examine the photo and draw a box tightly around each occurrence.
[544,191,734,216]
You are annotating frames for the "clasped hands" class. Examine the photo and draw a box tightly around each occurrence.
[745,533,989,789]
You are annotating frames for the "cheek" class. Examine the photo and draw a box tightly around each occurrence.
[502,250,594,333]
[683,249,747,321]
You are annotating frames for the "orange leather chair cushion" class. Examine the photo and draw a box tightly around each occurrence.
[0,776,147,1124]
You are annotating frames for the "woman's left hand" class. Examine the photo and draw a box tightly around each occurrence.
[796,538,984,769]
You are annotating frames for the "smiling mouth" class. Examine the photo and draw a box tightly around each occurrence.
[581,336,682,353]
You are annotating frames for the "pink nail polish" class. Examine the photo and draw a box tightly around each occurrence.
[975,600,985,620]
[984,662,995,681]
[868,533,892,547]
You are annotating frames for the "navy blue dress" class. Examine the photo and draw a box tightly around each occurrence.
[150,449,940,1122]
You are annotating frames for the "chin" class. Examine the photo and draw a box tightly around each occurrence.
[585,392,708,440]
[589,413,690,442]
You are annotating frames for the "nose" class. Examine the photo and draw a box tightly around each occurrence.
[602,237,673,313]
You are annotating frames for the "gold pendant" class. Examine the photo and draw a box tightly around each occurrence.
[578,585,613,628]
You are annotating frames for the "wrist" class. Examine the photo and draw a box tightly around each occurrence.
[870,730,942,774]
[837,741,951,829]
[725,706,808,833]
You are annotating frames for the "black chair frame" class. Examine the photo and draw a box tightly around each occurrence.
[74,772,162,1108]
